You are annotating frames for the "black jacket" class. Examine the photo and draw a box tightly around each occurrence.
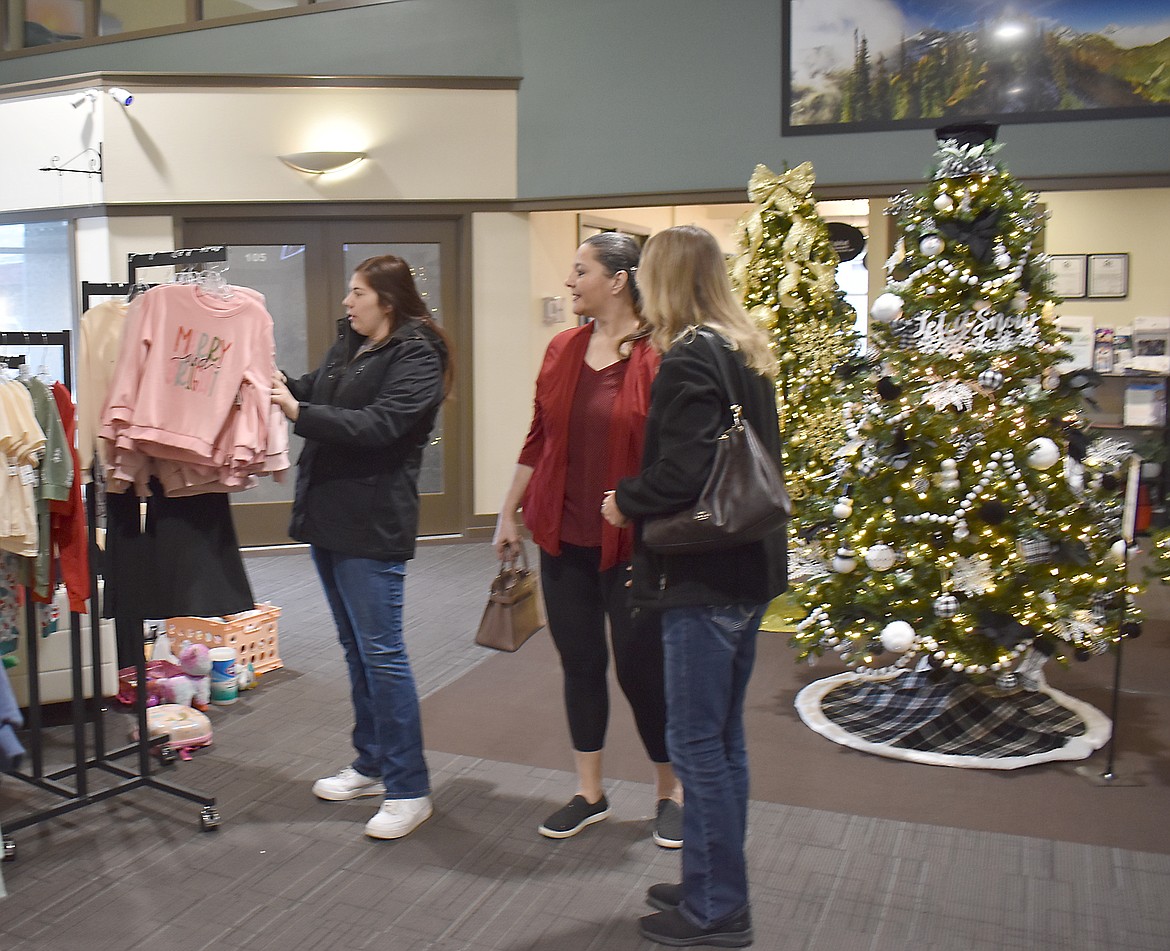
[284,318,447,561]
[616,329,788,608]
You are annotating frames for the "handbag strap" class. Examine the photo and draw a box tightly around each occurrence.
[501,539,530,573]
[693,327,745,419]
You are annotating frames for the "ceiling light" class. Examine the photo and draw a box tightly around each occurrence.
[277,151,367,175]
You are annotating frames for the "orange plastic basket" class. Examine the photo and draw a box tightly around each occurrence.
[164,603,283,675]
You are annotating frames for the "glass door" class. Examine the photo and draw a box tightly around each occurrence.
[180,217,465,547]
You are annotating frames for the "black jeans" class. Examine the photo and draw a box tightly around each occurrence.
[540,542,669,762]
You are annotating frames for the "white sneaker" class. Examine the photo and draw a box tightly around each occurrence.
[312,766,386,801]
[364,796,433,839]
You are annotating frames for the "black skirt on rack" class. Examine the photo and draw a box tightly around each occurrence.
[102,480,255,621]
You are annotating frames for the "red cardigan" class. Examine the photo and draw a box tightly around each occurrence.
[518,323,658,571]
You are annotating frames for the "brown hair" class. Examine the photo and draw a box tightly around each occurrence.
[580,232,649,359]
[354,254,455,397]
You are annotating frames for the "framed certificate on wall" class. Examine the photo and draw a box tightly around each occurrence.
[1087,253,1129,299]
[1048,254,1087,299]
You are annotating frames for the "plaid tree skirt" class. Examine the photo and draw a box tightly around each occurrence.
[795,669,1111,769]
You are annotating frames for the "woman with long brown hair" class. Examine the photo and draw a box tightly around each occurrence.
[272,254,452,840]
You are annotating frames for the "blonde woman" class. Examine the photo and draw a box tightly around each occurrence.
[603,225,787,948]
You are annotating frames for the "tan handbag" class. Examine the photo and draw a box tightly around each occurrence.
[475,543,546,652]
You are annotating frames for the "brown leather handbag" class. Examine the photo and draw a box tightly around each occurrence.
[475,543,546,652]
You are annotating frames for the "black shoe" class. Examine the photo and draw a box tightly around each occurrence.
[653,798,683,848]
[646,882,683,912]
[538,794,610,838]
[638,906,753,948]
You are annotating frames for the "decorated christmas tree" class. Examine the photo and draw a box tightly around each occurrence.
[729,162,865,540]
[788,125,1138,766]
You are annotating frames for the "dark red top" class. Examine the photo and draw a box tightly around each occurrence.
[518,322,659,570]
[560,360,628,548]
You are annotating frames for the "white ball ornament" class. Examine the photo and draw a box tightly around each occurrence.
[832,549,857,573]
[933,193,954,212]
[1027,437,1060,470]
[832,499,853,519]
[870,293,904,323]
[880,621,916,653]
[919,235,945,257]
[864,544,897,571]
[994,252,1012,270]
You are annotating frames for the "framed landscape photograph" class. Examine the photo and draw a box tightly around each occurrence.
[783,1,1170,135]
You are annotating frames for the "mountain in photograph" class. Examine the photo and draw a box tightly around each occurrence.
[790,11,1170,127]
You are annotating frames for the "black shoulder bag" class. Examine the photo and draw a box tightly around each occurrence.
[641,330,791,555]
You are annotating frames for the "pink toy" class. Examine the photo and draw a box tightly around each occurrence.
[158,643,212,711]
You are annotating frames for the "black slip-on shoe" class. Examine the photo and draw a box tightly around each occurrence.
[653,798,683,848]
[646,882,684,912]
[537,794,610,838]
[638,906,753,948]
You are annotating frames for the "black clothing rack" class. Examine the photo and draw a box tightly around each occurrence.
[2,252,230,860]
[128,245,226,285]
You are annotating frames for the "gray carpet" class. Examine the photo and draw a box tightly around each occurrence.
[2,542,1169,951]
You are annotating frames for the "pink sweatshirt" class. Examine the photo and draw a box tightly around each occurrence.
[100,283,278,492]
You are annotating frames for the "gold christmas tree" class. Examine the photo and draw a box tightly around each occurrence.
[730,162,865,530]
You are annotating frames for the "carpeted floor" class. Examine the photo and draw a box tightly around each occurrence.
[4,544,1169,951]
[422,607,1170,854]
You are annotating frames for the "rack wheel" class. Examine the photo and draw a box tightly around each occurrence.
[3,838,15,861]
[200,807,221,831]
[159,745,178,766]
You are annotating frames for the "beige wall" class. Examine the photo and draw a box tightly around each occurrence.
[101,85,517,204]
[0,84,517,213]
[1042,189,1170,329]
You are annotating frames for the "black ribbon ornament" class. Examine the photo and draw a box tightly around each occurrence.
[1058,369,1102,412]
[936,207,1002,263]
[975,610,1034,647]
[1063,426,1089,463]
[1052,539,1091,566]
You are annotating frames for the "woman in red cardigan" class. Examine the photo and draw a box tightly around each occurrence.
[493,232,682,847]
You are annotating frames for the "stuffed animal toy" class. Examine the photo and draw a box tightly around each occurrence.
[158,643,212,711]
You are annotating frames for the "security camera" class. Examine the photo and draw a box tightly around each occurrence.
[108,87,134,106]
[71,89,97,108]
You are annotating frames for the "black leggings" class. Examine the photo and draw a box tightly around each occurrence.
[540,543,669,762]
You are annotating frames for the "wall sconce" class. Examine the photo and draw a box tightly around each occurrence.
[277,151,367,175]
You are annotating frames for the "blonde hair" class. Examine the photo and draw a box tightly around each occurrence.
[638,225,777,378]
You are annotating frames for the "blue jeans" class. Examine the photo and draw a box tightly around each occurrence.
[312,546,430,799]
[662,603,764,927]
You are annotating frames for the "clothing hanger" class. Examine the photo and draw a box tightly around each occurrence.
[194,265,234,300]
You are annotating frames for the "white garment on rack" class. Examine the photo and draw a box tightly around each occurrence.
[0,378,45,556]
[77,298,129,482]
